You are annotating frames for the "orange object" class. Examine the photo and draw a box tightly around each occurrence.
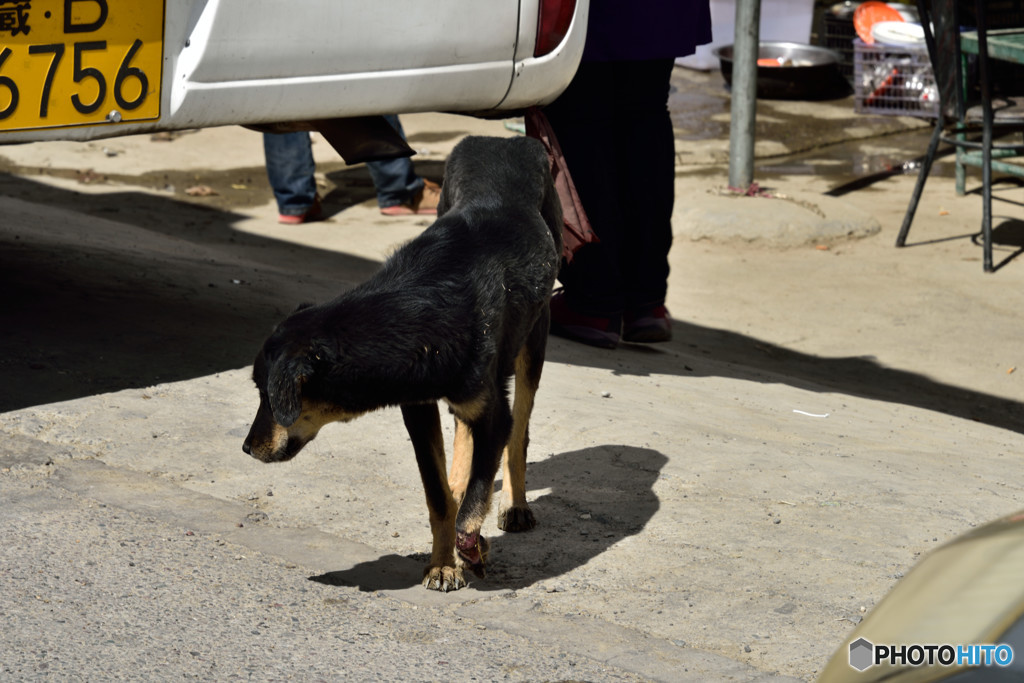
[757,57,782,67]
[866,68,899,105]
[853,1,904,44]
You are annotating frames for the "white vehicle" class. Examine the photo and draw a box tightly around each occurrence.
[0,0,588,148]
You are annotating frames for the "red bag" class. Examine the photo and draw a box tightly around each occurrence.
[525,106,598,262]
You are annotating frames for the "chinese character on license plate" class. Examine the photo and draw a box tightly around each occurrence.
[0,0,164,131]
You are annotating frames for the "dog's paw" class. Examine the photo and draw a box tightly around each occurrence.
[455,531,489,579]
[497,504,536,532]
[422,564,467,592]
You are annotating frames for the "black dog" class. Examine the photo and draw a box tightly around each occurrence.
[243,136,562,591]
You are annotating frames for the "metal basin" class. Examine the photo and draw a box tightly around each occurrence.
[713,42,847,100]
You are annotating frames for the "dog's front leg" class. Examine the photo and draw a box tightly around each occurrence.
[400,402,464,592]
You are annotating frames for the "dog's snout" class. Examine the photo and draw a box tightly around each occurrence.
[242,439,252,455]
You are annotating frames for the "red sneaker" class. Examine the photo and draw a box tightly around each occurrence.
[278,195,323,224]
[623,305,672,343]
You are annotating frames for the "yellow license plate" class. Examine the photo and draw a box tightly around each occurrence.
[0,0,164,132]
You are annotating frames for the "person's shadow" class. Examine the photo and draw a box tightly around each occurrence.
[310,444,665,592]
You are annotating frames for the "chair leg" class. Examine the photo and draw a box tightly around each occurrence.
[955,139,967,195]
[897,121,944,247]
[982,124,993,272]
[976,0,994,272]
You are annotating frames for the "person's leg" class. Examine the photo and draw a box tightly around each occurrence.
[543,60,676,346]
[262,132,319,220]
[543,62,626,320]
[609,59,675,342]
[366,115,439,214]
[614,59,676,315]
[366,116,422,207]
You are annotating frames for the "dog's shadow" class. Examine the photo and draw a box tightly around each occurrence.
[310,444,665,593]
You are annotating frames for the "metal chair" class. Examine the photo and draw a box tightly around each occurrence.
[897,0,1024,271]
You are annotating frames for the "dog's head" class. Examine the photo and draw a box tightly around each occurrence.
[243,310,361,463]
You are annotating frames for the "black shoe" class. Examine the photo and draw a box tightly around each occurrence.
[549,290,621,349]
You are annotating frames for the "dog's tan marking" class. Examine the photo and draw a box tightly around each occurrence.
[247,399,364,463]
[498,345,539,531]
[447,394,489,423]
[291,400,362,438]
[449,417,473,507]
[246,421,292,463]
[446,393,488,505]
[423,482,464,592]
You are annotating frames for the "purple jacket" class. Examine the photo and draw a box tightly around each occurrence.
[582,0,713,62]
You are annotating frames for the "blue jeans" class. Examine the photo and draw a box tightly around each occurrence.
[262,115,423,214]
[263,131,318,216]
[366,116,425,209]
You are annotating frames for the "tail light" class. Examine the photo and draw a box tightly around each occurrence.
[534,0,576,57]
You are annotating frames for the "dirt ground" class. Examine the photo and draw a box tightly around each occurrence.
[2,68,1024,680]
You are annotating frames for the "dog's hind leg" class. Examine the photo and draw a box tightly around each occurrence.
[448,416,492,577]
[448,394,511,576]
[498,314,548,532]
[400,402,465,592]
[497,346,539,531]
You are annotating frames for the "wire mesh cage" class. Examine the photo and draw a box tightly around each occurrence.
[853,39,939,117]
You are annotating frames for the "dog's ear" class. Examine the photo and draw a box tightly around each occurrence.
[267,350,314,427]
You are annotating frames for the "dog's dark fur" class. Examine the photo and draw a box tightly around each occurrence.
[243,136,562,591]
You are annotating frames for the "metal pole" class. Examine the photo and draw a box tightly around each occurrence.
[728,0,761,189]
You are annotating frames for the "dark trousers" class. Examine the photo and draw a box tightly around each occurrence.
[544,58,676,317]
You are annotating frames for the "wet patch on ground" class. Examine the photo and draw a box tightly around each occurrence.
[671,65,932,169]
